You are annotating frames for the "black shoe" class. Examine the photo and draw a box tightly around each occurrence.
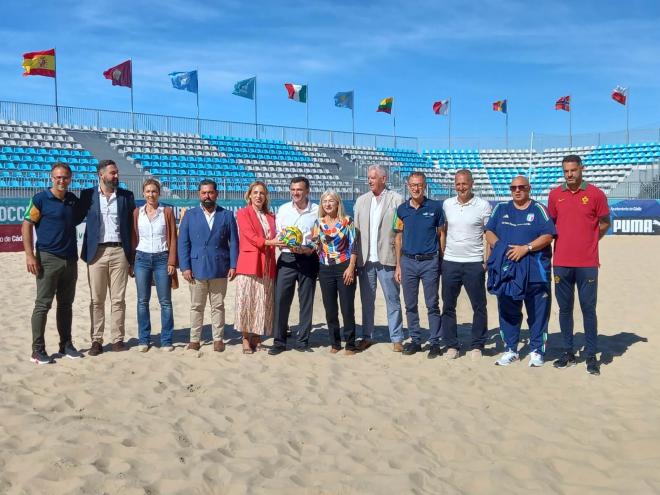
[31,350,54,365]
[295,345,314,353]
[586,356,600,376]
[88,341,103,356]
[402,342,422,355]
[553,351,577,369]
[267,346,286,356]
[427,344,442,359]
[59,342,84,359]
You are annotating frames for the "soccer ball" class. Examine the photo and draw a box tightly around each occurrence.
[279,226,303,247]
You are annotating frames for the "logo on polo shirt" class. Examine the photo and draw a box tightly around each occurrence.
[554,275,560,283]
[526,213,535,222]
[581,196,589,205]
[422,211,435,217]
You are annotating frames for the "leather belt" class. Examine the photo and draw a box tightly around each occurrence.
[403,253,437,261]
[99,242,122,247]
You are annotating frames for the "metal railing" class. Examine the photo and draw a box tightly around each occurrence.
[0,100,418,150]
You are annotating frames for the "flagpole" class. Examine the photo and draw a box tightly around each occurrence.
[196,69,200,135]
[54,47,59,125]
[505,99,509,150]
[306,83,310,143]
[569,94,572,149]
[392,98,397,148]
[351,91,355,146]
[254,76,259,139]
[448,98,452,149]
[130,59,135,130]
[626,88,630,144]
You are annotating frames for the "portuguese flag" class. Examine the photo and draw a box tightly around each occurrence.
[22,49,56,77]
[377,97,393,114]
[284,83,307,103]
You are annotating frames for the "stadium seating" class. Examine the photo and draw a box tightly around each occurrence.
[0,118,657,201]
[0,121,100,189]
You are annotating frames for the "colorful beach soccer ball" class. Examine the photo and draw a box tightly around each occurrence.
[279,226,303,247]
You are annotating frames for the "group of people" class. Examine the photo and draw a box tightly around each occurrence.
[23,154,610,375]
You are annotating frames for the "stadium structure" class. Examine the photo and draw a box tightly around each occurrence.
[1,100,659,202]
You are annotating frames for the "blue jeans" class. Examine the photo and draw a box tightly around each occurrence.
[553,266,599,356]
[358,262,404,343]
[134,251,174,346]
[400,254,441,345]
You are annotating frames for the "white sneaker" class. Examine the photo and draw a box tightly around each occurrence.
[162,345,175,352]
[138,345,149,353]
[528,351,544,367]
[444,347,459,360]
[495,350,519,366]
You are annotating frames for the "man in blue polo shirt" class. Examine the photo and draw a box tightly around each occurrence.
[22,162,85,364]
[393,172,445,357]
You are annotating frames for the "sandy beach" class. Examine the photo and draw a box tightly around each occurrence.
[1,235,659,494]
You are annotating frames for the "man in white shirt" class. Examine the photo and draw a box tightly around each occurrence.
[269,177,320,355]
[353,165,404,352]
[441,169,491,360]
[78,160,136,355]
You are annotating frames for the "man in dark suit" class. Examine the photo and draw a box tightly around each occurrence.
[78,159,136,355]
[178,179,238,352]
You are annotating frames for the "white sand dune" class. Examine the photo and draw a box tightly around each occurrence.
[1,236,659,494]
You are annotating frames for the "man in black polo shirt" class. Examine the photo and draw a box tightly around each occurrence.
[393,172,445,358]
[23,162,85,364]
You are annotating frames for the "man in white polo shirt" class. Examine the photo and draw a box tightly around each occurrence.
[441,169,491,360]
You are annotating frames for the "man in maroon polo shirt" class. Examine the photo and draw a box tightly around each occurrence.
[548,154,610,375]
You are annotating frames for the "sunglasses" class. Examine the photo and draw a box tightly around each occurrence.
[509,185,530,191]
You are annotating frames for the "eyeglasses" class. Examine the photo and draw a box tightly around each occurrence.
[408,183,425,189]
[509,185,529,192]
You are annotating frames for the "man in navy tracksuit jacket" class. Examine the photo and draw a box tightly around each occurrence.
[485,176,556,367]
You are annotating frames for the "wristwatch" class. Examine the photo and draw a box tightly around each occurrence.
[527,244,533,252]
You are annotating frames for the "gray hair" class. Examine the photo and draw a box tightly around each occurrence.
[455,169,473,181]
[367,165,388,178]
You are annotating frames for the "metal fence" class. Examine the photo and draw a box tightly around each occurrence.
[3,99,659,152]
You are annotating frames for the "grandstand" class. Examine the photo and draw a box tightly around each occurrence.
[1,104,659,202]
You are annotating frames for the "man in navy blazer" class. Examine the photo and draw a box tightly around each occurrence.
[77,159,136,355]
[178,179,238,352]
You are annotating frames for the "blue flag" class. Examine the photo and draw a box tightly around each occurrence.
[233,77,256,100]
[334,91,354,110]
[169,70,198,93]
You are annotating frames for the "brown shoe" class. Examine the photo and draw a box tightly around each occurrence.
[187,342,201,351]
[112,341,126,352]
[213,340,225,352]
[329,347,340,354]
[88,341,103,356]
[392,342,404,352]
[345,349,357,356]
[356,339,374,352]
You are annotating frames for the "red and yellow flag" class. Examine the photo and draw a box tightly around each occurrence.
[22,49,56,77]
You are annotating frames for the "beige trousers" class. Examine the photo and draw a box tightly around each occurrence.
[87,245,129,344]
[189,278,228,342]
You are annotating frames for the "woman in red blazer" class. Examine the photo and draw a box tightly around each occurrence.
[234,181,285,353]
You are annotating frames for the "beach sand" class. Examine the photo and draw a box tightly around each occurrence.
[1,236,659,494]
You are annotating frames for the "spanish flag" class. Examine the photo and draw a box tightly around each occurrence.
[22,49,56,78]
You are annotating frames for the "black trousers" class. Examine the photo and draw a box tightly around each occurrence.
[272,252,319,348]
[441,260,488,350]
[318,261,357,351]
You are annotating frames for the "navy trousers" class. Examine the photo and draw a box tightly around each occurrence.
[553,266,599,357]
[497,282,551,355]
[400,254,441,345]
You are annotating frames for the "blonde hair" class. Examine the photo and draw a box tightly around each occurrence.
[318,190,347,221]
[244,181,271,213]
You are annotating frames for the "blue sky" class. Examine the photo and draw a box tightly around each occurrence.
[2,0,660,148]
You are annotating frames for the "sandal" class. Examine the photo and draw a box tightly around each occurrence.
[242,337,254,354]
